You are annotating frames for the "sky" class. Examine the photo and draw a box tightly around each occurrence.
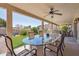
[0,8,43,27]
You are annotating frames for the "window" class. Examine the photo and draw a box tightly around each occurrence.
[0,7,7,55]
[12,11,41,48]
[0,8,7,35]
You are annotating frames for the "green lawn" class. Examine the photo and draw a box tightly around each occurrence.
[12,35,27,48]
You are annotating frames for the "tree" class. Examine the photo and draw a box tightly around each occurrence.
[20,29,27,36]
[0,18,6,27]
[59,24,68,33]
[31,27,38,35]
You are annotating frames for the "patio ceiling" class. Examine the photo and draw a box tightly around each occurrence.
[9,3,79,25]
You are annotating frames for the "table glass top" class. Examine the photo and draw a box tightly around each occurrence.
[22,34,58,46]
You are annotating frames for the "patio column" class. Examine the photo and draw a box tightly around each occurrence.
[73,19,77,39]
[51,24,53,34]
[6,8,13,38]
[56,25,57,30]
[37,20,44,56]
[42,20,44,33]
[6,8,13,55]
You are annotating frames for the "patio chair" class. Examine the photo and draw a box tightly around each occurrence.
[0,34,37,56]
[44,33,65,56]
[51,32,65,51]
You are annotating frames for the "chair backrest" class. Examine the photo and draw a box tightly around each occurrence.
[58,33,65,48]
[0,34,16,56]
[5,35,16,56]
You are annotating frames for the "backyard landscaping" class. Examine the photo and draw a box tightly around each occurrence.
[12,27,39,49]
[12,35,27,48]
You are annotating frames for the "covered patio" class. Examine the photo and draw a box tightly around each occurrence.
[0,3,79,56]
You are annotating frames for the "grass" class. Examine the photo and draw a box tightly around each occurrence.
[12,35,27,49]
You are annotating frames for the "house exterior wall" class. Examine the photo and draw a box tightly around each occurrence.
[77,22,79,43]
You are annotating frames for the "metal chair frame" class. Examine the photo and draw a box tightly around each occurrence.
[0,34,37,56]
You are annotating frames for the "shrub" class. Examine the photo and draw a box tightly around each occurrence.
[0,18,6,27]
[20,29,27,36]
[59,24,68,33]
[31,27,38,35]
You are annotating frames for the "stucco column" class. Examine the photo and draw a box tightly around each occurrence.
[51,24,53,34]
[41,21,44,44]
[37,21,44,56]
[6,8,12,38]
[6,8,13,55]
[42,21,44,32]
[73,20,77,39]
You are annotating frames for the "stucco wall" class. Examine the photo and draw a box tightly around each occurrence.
[77,22,79,43]
[74,9,79,43]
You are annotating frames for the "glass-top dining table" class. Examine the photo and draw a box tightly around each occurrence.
[22,34,61,56]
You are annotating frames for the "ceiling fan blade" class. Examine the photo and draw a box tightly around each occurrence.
[54,13,62,15]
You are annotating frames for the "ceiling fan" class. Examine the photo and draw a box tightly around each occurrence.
[44,8,62,18]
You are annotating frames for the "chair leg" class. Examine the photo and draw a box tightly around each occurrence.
[64,43,65,47]
[62,45,64,51]
[63,41,65,47]
[24,45,26,49]
[44,47,46,56]
[60,47,63,56]
[34,49,37,56]
[57,48,59,56]
[62,42,65,51]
